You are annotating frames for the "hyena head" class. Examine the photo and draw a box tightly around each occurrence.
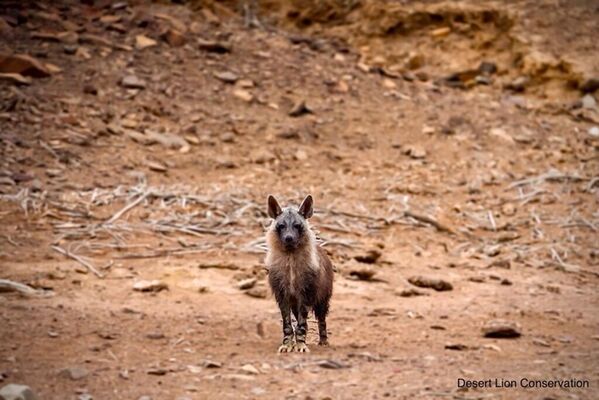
[267,195,314,252]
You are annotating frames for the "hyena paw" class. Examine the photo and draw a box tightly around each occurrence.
[318,339,329,346]
[293,342,310,353]
[278,342,294,353]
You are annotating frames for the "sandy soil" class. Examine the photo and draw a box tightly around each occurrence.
[0,1,598,399]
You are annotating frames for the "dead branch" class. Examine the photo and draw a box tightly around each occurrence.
[104,191,150,224]
[0,279,49,297]
[403,210,454,234]
[51,245,104,278]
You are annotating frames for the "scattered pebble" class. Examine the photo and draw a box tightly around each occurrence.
[135,35,157,50]
[482,320,522,338]
[214,71,238,84]
[407,276,453,291]
[58,367,89,380]
[0,384,37,400]
[354,249,382,264]
[132,280,168,293]
[396,288,428,297]
[120,75,146,90]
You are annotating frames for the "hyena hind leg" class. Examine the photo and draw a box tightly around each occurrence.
[314,302,329,346]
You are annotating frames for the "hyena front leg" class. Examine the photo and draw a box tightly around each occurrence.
[314,302,329,346]
[292,304,310,352]
[277,301,294,353]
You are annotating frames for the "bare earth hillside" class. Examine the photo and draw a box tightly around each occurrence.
[0,1,598,399]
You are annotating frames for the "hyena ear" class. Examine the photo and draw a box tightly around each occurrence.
[267,195,282,219]
[298,195,314,219]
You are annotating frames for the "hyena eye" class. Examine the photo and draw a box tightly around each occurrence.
[293,223,303,231]
[276,222,285,231]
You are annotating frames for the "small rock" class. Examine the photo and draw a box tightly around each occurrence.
[144,130,189,151]
[445,343,469,351]
[483,244,501,257]
[11,173,33,183]
[145,332,165,340]
[505,76,529,92]
[0,73,31,85]
[58,367,88,380]
[468,276,485,283]
[120,75,146,90]
[219,132,235,143]
[497,231,520,242]
[396,288,428,297]
[482,319,522,338]
[233,89,253,102]
[415,71,429,82]
[382,78,397,89]
[197,39,231,53]
[354,248,382,264]
[580,77,599,93]
[407,276,453,291]
[133,280,168,292]
[146,161,168,173]
[83,84,98,95]
[202,360,222,368]
[0,177,16,186]
[276,129,300,140]
[348,265,376,281]
[240,364,260,375]
[220,374,255,381]
[294,149,308,161]
[147,368,168,376]
[588,126,599,138]
[213,71,238,84]
[316,360,348,369]
[430,27,450,37]
[0,384,37,400]
[288,100,312,117]
[236,79,254,88]
[581,94,597,109]
[75,47,91,60]
[237,278,257,290]
[252,149,277,164]
[198,262,239,270]
[135,35,157,50]
[162,29,186,47]
[532,338,551,347]
[0,54,51,78]
[421,125,435,135]
[486,259,511,269]
[489,127,514,144]
[475,75,492,85]
[478,61,497,75]
[403,145,427,159]
[245,285,267,299]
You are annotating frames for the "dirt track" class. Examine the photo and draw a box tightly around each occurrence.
[1,1,598,399]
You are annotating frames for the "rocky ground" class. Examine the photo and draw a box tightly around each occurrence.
[0,0,598,399]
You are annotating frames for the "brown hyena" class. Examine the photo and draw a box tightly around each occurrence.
[265,195,334,353]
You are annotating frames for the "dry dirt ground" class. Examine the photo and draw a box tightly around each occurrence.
[1,1,598,399]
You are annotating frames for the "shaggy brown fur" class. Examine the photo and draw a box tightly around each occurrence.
[266,195,334,353]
